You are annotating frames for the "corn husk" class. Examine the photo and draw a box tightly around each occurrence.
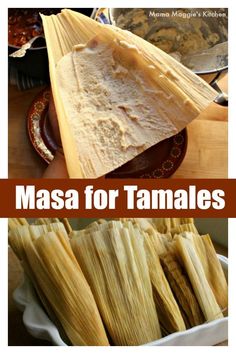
[9,223,72,343]
[8,218,28,231]
[34,218,60,225]
[71,220,161,345]
[152,218,194,233]
[141,230,186,335]
[119,218,187,333]
[9,217,228,344]
[175,234,223,321]
[41,10,217,178]
[120,218,171,254]
[9,224,109,346]
[70,219,109,239]
[59,218,72,235]
[170,223,199,236]
[180,232,228,313]
[160,251,204,328]
[9,221,77,344]
[34,218,72,235]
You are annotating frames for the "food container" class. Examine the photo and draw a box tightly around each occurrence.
[8,8,96,81]
[106,8,228,77]
[13,254,228,346]
[96,8,228,106]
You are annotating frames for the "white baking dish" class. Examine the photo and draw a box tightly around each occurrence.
[13,254,228,346]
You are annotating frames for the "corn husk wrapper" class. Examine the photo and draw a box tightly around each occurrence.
[34,218,72,235]
[180,232,228,313]
[9,221,76,344]
[119,218,185,333]
[152,218,194,233]
[175,234,223,322]
[120,218,171,254]
[71,220,161,345]
[160,251,204,328]
[9,223,71,343]
[141,230,186,334]
[41,10,217,178]
[9,224,109,346]
[34,218,60,225]
[170,223,199,236]
[8,218,28,231]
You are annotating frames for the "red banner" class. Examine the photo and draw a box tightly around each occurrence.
[0,179,235,217]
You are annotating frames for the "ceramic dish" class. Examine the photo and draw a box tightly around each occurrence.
[27,88,188,178]
[13,254,228,346]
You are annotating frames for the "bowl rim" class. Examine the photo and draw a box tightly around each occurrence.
[8,43,47,50]
[12,254,228,346]
[106,7,228,75]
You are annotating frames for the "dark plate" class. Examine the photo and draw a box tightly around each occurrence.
[27,88,187,178]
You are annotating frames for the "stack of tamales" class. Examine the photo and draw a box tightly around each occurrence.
[71,220,161,345]
[9,219,109,346]
[9,217,228,346]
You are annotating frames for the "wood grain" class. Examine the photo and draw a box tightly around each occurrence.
[172,119,228,178]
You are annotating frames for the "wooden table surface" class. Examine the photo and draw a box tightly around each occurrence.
[8,75,228,179]
[8,242,228,346]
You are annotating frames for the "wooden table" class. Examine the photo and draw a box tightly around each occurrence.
[8,75,228,179]
[172,74,228,178]
[8,242,228,346]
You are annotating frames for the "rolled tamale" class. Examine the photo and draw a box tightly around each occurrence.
[141,229,186,335]
[160,251,204,328]
[71,220,161,345]
[180,232,228,313]
[9,224,109,346]
[175,234,223,322]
